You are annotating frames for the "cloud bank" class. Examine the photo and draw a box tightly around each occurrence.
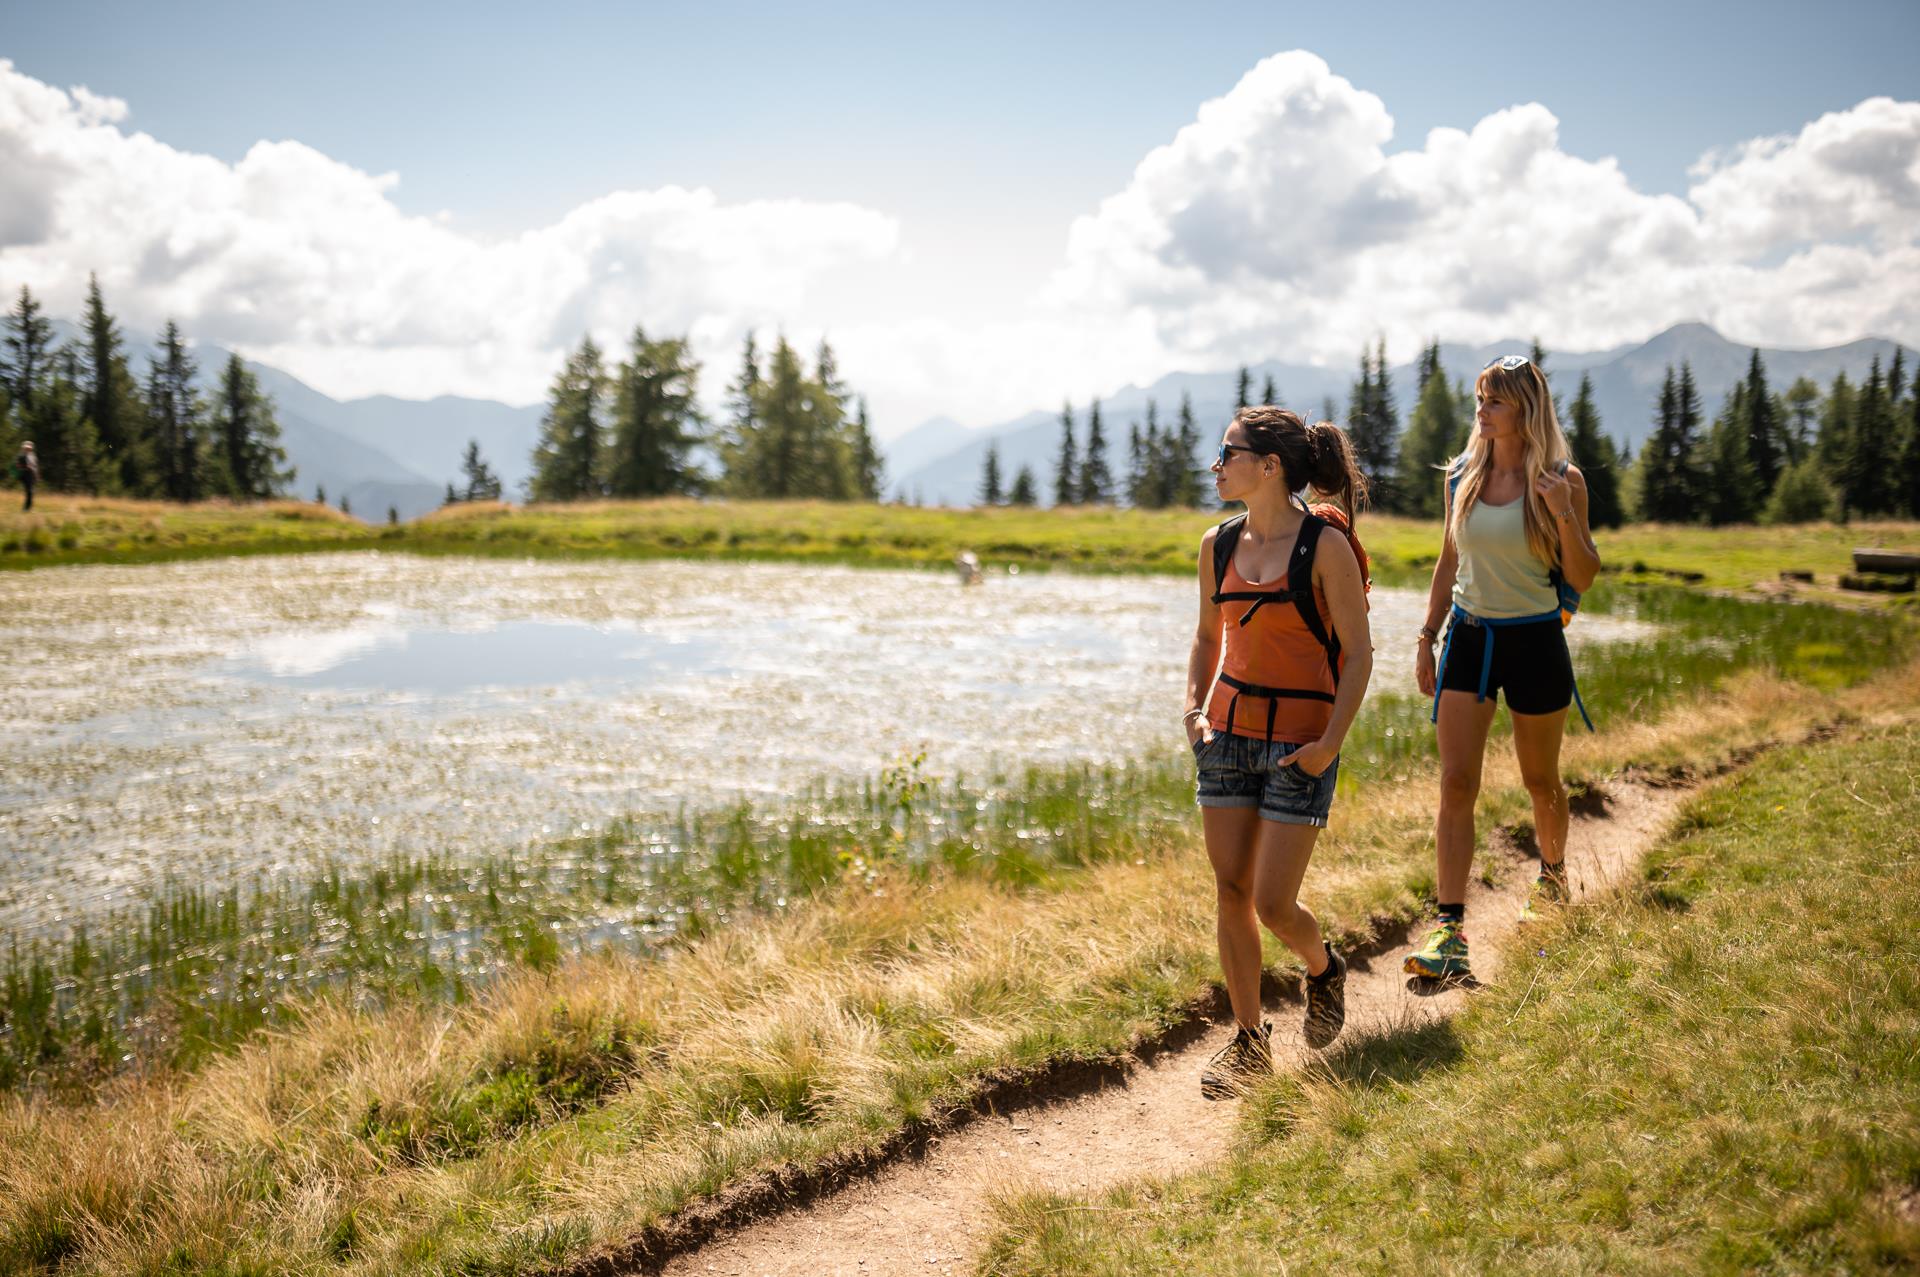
[1,53,1915,431]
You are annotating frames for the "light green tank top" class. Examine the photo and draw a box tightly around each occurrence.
[1452,496,1558,618]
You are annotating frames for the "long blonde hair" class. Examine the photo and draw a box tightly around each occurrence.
[1446,359,1570,570]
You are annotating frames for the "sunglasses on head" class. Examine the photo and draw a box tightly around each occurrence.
[1483,354,1532,372]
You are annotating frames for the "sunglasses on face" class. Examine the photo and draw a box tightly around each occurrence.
[1215,442,1265,466]
[1483,354,1532,371]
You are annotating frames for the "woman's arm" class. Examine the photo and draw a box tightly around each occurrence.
[1544,465,1601,592]
[1280,529,1371,775]
[1185,528,1225,745]
[1416,472,1460,696]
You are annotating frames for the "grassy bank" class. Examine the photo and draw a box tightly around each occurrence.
[3,585,1908,1092]
[5,493,1918,597]
[981,712,1920,1275]
[2,650,1913,1274]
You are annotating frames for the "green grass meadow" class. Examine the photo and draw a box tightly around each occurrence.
[980,719,1920,1276]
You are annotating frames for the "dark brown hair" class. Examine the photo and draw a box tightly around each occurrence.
[1230,405,1368,521]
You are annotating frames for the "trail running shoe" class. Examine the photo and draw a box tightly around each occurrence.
[1517,861,1572,925]
[1303,948,1347,1049]
[1200,1022,1273,1100]
[1404,919,1471,980]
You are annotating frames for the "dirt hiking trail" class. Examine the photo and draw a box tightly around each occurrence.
[628,776,1692,1277]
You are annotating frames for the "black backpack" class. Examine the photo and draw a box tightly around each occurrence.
[1210,509,1342,686]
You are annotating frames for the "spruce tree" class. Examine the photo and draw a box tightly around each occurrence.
[444,481,459,506]
[1898,373,1920,517]
[1816,371,1855,471]
[1703,383,1761,525]
[387,506,398,526]
[1780,376,1820,465]
[1007,464,1037,506]
[606,326,703,498]
[209,353,293,499]
[25,350,101,494]
[1740,349,1783,494]
[460,439,502,501]
[722,332,762,483]
[144,321,204,502]
[1396,342,1457,518]
[1640,365,1706,523]
[1079,398,1114,504]
[1126,422,1146,507]
[2,285,53,412]
[1263,374,1279,406]
[339,493,351,517]
[850,398,883,501]
[1053,400,1078,506]
[1890,348,1907,406]
[80,275,148,495]
[1175,392,1205,506]
[1841,358,1899,516]
[1234,367,1251,412]
[1346,339,1399,511]
[1565,374,1622,528]
[315,483,326,506]
[979,441,1003,506]
[528,336,607,502]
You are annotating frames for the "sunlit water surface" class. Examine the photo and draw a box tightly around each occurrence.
[0,553,1654,937]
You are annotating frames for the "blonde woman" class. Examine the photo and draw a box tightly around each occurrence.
[1408,355,1600,981]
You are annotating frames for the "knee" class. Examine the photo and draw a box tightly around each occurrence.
[1255,896,1306,942]
[1215,877,1253,913]
[1522,771,1565,806]
[1438,768,1481,811]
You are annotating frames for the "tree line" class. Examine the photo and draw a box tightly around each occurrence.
[982,340,1920,526]
[520,330,883,504]
[0,281,294,503]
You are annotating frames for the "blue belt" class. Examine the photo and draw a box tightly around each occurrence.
[1430,603,1594,732]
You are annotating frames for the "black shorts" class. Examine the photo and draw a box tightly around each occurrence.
[1437,615,1574,716]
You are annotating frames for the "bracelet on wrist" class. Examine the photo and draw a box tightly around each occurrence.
[1182,708,1206,724]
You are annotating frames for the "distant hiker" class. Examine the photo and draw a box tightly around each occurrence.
[12,441,38,511]
[954,550,982,586]
[1186,406,1374,1098]
[1408,355,1601,983]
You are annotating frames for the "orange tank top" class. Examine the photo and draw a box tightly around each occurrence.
[1205,535,1338,744]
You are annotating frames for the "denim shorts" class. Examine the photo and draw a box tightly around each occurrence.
[1193,732,1340,828]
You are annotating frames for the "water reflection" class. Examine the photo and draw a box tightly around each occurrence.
[0,553,1655,936]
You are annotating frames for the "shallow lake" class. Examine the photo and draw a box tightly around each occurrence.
[0,553,1655,938]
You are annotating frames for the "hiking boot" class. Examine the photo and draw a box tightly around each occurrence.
[1404,919,1471,980]
[1517,861,1571,925]
[1200,1022,1273,1100]
[1302,947,1347,1049]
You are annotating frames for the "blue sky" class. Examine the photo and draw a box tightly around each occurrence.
[3,1,1917,428]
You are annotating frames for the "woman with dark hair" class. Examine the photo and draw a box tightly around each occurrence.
[1407,355,1601,983]
[1185,406,1374,1098]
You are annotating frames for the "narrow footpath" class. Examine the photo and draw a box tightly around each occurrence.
[643,776,1693,1277]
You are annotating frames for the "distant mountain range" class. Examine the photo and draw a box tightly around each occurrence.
[39,319,1905,519]
[888,323,1909,508]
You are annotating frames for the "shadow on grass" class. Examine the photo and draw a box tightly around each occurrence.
[1243,1018,1464,1141]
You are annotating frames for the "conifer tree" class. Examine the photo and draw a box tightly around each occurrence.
[851,398,883,501]
[1396,341,1457,518]
[1740,349,1783,495]
[1175,392,1205,506]
[1898,373,1920,517]
[528,336,607,502]
[387,506,398,526]
[80,275,148,495]
[1640,365,1706,523]
[979,441,1003,506]
[1007,464,1037,506]
[1779,376,1820,465]
[1840,358,1899,516]
[444,481,459,506]
[315,483,326,506]
[145,320,204,502]
[1703,383,1761,525]
[1263,375,1279,406]
[1079,398,1114,504]
[1763,458,1835,524]
[339,493,351,517]
[1346,339,1399,511]
[2,285,53,413]
[460,439,502,501]
[1565,373,1622,528]
[1053,400,1078,506]
[1816,371,1855,471]
[1234,367,1251,412]
[723,331,761,472]
[1890,348,1908,406]
[1126,422,1146,507]
[606,326,703,498]
[25,349,101,494]
[209,353,293,499]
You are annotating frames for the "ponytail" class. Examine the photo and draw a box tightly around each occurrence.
[1230,406,1368,522]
